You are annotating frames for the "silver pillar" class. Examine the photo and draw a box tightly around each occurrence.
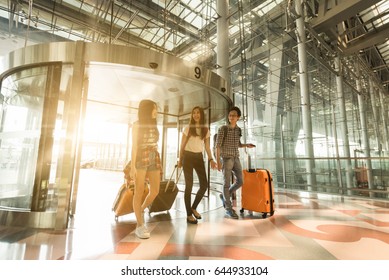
[334,56,353,195]
[295,0,316,190]
[216,0,230,98]
[369,79,381,151]
[263,45,283,174]
[331,105,344,193]
[379,89,389,151]
[355,63,373,196]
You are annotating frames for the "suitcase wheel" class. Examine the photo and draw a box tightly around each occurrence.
[239,208,253,216]
[262,213,267,219]
[270,211,275,216]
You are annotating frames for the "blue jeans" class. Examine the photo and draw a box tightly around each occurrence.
[221,157,243,210]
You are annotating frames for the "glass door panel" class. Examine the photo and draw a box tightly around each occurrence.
[0,67,49,209]
[0,64,62,210]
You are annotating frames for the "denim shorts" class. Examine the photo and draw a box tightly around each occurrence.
[135,148,161,171]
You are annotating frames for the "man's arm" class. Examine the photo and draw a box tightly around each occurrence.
[216,146,222,171]
[216,128,223,171]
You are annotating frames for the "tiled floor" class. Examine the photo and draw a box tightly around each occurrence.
[1,169,389,260]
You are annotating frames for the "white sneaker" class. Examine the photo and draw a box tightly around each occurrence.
[135,225,150,239]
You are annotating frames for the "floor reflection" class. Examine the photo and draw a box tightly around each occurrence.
[1,169,389,260]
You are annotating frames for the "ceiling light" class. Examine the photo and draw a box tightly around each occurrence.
[149,62,158,69]
[168,87,179,92]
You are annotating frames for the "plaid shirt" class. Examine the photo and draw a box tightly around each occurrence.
[216,125,242,158]
[135,126,161,170]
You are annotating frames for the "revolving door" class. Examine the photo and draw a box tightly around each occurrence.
[0,42,230,230]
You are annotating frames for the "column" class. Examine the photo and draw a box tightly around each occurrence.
[216,0,230,98]
[262,45,283,175]
[334,56,353,195]
[355,62,373,196]
[369,79,381,151]
[295,0,316,190]
[379,89,389,152]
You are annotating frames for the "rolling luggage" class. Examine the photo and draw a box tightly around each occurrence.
[112,181,149,220]
[148,165,182,214]
[240,168,275,218]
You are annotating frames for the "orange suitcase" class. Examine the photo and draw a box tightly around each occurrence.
[240,168,275,218]
[112,182,149,220]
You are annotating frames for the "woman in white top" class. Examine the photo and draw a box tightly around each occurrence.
[178,106,217,224]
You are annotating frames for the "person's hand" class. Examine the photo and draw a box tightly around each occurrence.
[247,143,256,148]
[129,168,136,181]
[210,160,217,170]
[217,160,222,172]
[177,160,182,168]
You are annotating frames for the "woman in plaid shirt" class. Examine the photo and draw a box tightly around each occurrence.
[130,99,161,239]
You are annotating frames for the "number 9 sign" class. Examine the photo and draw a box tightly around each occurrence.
[194,66,201,79]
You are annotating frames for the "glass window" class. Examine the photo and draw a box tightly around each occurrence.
[0,67,48,209]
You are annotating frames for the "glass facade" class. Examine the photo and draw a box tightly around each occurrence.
[227,2,389,198]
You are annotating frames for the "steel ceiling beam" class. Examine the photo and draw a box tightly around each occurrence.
[341,22,389,55]
[117,0,201,40]
[15,0,202,50]
[311,0,382,34]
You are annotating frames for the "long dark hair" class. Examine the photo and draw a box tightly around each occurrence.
[188,106,208,140]
[137,99,159,141]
